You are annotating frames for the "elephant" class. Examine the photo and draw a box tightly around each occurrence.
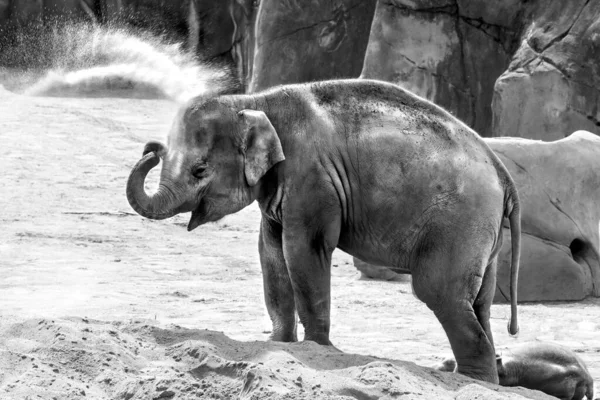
[436,342,595,400]
[125,78,521,383]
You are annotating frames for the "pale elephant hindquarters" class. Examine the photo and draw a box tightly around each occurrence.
[490,131,600,302]
[125,78,520,384]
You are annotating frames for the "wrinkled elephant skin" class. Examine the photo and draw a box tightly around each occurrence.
[126,79,521,383]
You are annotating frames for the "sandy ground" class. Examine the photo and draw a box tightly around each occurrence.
[0,78,599,399]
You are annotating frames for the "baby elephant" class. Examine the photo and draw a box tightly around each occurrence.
[436,342,595,400]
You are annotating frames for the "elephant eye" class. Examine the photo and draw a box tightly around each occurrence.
[192,164,208,179]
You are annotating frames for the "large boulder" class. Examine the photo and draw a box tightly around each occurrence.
[2,0,97,26]
[184,0,376,93]
[491,1,600,140]
[360,0,514,137]
[186,0,256,91]
[248,0,377,92]
[108,0,189,42]
[354,131,600,302]
[0,0,191,36]
[491,131,600,302]
[360,0,600,139]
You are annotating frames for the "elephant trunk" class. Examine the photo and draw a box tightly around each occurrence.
[126,145,182,220]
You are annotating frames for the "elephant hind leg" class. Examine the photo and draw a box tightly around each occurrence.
[433,300,498,383]
[411,246,498,383]
[473,258,498,350]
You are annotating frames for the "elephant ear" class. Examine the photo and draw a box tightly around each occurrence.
[238,109,285,186]
[496,354,504,371]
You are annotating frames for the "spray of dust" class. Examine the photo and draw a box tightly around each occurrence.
[12,23,233,103]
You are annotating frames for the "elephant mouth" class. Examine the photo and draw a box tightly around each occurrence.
[187,200,209,232]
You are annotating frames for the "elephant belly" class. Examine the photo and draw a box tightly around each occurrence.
[337,231,411,273]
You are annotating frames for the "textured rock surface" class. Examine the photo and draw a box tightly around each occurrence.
[183,0,377,92]
[492,1,600,140]
[186,0,256,90]
[0,0,189,40]
[354,131,600,302]
[3,0,95,25]
[360,0,517,137]
[361,0,600,139]
[491,131,600,302]
[5,0,600,132]
[249,0,377,92]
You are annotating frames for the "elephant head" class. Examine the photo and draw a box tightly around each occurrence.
[126,100,285,230]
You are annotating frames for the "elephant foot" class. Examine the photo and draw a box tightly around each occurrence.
[269,328,297,343]
[456,365,499,384]
[302,333,332,346]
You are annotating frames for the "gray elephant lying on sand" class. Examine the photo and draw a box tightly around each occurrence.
[125,79,521,383]
[437,342,595,400]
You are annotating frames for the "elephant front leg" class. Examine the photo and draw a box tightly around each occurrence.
[259,217,297,342]
[282,219,340,345]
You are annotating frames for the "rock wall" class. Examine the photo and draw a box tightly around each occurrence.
[354,131,600,302]
[360,0,600,139]
[186,0,256,92]
[116,0,189,41]
[0,0,189,39]
[248,0,377,92]
[490,131,600,302]
[360,0,515,137]
[4,0,600,140]
[3,0,96,25]
[492,0,600,140]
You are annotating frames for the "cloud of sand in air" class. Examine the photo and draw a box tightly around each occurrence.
[22,23,232,103]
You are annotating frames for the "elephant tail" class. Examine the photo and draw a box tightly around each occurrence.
[506,186,521,337]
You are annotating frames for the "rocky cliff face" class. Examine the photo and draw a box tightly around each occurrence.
[185,0,256,92]
[8,0,600,142]
[361,0,600,139]
[184,0,377,92]
[249,0,377,92]
[492,0,600,140]
[5,0,600,141]
[360,0,516,137]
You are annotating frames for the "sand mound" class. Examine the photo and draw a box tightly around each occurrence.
[0,318,554,400]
